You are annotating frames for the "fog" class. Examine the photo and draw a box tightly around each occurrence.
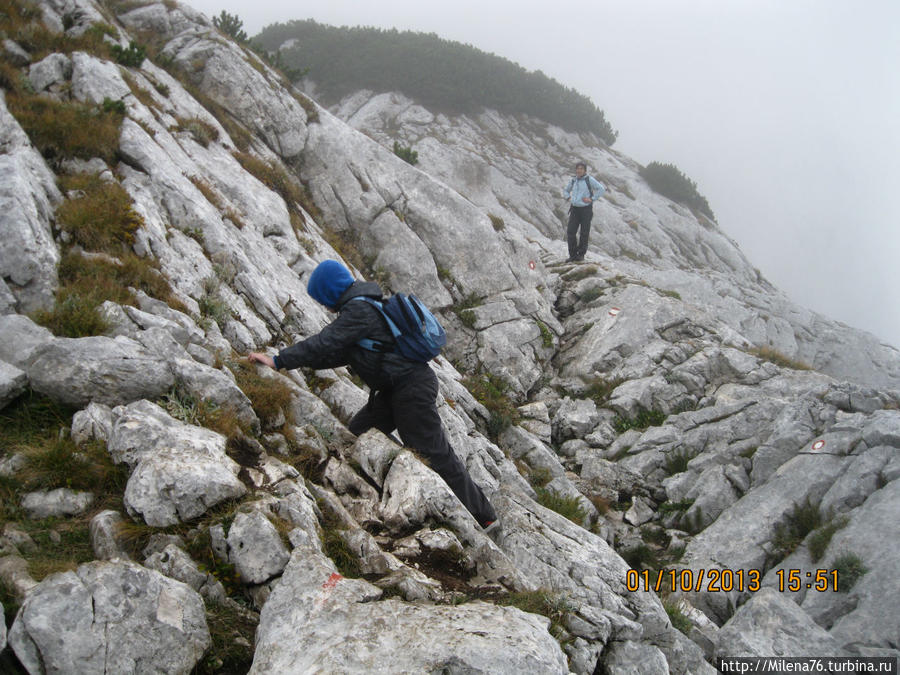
[189,0,900,348]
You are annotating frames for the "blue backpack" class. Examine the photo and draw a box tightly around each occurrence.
[351,294,446,362]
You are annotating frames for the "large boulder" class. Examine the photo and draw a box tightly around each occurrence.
[106,400,246,526]
[0,93,61,313]
[25,335,176,408]
[714,588,847,658]
[0,360,28,410]
[8,561,210,674]
[0,314,54,369]
[250,539,569,674]
[225,510,290,585]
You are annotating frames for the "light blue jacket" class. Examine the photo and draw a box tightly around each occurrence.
[564,175,605,207]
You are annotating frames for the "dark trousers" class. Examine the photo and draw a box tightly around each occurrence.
[567,204,593,259]
[348,365,497,526]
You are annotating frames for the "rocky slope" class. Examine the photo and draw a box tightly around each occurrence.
[1,1,899,673]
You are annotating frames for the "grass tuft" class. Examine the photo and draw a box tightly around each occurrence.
[613,409,667,433]
[831,552,867,592]
[535,488,586,525]
[230,360,296,430]
[773,498,823,559]
[496,590,574,642]
[6,94,122,164]
[749,346,812,371]
[461,371,520,441]
[807,515,849,563]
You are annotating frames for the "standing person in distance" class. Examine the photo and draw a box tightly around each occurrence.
[248,259,499,532]
[563,162,606,262]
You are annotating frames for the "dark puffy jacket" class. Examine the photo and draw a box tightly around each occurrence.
[274,281,421,391]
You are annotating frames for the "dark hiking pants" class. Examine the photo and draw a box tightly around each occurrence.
[348,365,497,526]
[567,204,593,259]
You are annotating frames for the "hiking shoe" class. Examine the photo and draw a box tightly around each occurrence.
[482,519,502,540]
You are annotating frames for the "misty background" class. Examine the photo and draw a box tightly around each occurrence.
[189,0,900,349]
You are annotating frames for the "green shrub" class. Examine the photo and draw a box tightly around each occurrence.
[213,10,249,42]
[488,213,504,231]
[535,488,586,525]
[321,529,361,578]
[773,498,823,558]
[158,387,240,439]
[807,516,849,562]
[253,21,617,145]
[31,286,110,338]
[664,448,696,476]
[831,553,867,592]
[392,140,418,165]
[664,599,692,635]
[458,309,476,329]
[0,391,129,578]
[641,525,671,547]
[462,371,520,441]
[102,97,127,115]
[613,409,667,433]
[582,375,624,405]
[536,320,553,348]
[639,162,715,221]
[621,544,659,570]
[578,287,603,303]
[197,277,230,329]
[110,40,146,67]
[33,249,173,338]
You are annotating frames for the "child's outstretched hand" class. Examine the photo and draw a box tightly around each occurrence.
[247,352,275,369]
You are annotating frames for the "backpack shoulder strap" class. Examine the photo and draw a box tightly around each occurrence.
[349,296,401,352]
[585,174,594,199]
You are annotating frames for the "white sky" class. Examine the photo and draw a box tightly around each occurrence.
[188,0,900,348]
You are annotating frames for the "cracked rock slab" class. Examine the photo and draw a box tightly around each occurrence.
[8,560,210,674]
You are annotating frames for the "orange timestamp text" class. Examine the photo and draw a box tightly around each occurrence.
[625,568,841,594]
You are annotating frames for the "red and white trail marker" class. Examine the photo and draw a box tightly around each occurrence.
[528,260,536,270]
[609,307,621,317]
[811,440,826,451]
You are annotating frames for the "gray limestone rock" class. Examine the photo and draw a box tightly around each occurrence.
[90,509,130,561]
[0,314,55,368]
[601,640,669,675]
[145,543,227,605]
[3,38,30,66]
[225,511,290,585]
[27,53,72,92]
[553,397,601,442]
[25,335,176,408]
[250,541,569,674]
[714,588,847,658]
[0,555,38,603]
[8,560,210,674]
[0,360,27,410]
[107,400,246,526]
[71,401,115,446]
[0,95,61,313]
[21,488,94,519]
[809,479,900,653]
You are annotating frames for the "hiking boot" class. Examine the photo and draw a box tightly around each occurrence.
[482,519,502,541]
